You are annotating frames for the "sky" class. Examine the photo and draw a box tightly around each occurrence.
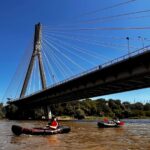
[0,0,150,103]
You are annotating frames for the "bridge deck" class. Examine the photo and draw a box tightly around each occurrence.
[10,48,150,107]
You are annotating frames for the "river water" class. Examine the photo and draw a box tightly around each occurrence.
[0,119,150,150]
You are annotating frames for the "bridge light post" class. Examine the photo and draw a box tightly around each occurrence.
[126,37,130,55]
[52,74,55,83]
[138,36,145,49]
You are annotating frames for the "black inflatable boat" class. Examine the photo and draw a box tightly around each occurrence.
[12,125,71,136]
[97,121,125,128]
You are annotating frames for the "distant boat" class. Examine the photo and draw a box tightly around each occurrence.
[97,120,125,128]
[12,125,71,136]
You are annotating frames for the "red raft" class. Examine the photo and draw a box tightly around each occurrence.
[97,121,125,128]
[12,125,71,136]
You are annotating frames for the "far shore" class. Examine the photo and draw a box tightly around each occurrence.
[56,116,150,121]
[0,116,149,121]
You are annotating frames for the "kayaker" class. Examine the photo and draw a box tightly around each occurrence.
[103,117,109,123]
[113,117,120,124]
[48,116,59,130]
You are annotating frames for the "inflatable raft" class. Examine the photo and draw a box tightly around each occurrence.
[97,121,125,128]
[12,125,71,136]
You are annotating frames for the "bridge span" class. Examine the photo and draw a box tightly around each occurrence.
[10,48,150,107]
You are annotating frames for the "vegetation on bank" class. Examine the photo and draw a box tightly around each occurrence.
[1,98,150,120]
[0,103,5,119]
[50,98,150,119]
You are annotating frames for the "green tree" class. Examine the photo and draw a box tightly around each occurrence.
[0,103,5,118]
[74,108,85,119]
[5,104,18,119]
[131,102,144,110]
[81,99,96,115]
[122,101,131,110]
[108,99,120,110]
[144,103,150,111]
[145,111,150,117]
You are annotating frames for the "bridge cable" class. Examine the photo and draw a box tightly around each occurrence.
[42,43,68,80]
[43,43,74,78]
[41,44,56,84]
[42,31,110,61]
[43,43,74,76]
[43,35,97,66]
[44,7,150,29]
[43,38,86,74]
[43,38,85,71]
[43,33,110,62]
[44,0,138,28]
[41,43,59,83]
[43,31,137,51]
[43,27,149,42]
[78,9,150,24]
[2,41,33,102]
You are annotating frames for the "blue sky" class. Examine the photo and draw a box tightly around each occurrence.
[0,0,150,103]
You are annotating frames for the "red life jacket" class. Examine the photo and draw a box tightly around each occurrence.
[50,120,58,129]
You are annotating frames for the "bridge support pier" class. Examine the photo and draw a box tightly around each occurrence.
[43,105,52,120]
[47,105,52,120]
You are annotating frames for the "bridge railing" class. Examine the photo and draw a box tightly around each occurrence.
[16,46,150,101]
[102,46,150,68]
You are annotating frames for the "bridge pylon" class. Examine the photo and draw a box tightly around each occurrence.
[20,23,46,98]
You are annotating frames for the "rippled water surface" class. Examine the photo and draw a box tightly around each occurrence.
[0,119,150,150]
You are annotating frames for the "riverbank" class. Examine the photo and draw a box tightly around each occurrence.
[57,116,112,121]
[57,115,150,121]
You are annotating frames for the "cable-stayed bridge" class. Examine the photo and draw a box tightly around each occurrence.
[4,22,149,108]
[10,49,150,107]
[3,0,150,108]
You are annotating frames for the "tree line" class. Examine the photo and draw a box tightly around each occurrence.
[2,98,150,120]
[50,98,150,119]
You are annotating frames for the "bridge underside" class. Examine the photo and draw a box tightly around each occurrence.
[10,50,150,108]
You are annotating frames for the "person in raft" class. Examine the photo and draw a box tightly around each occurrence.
[48,116,59,130]
[113,117,120,124]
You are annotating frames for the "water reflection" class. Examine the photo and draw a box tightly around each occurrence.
[47,135,60,145]
[0,119,150,150]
